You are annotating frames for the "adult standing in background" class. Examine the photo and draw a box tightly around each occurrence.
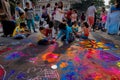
[15,2,25,20]
[100,7,107,31]
[1,0,11,20]
[41,5,49,23]
[80,12,86,24]
[46,3,51,19]
[52,3,58,20]
[54,1,65,34]
[24,2,37,32]
[105,0,120,35]
[86,3,96,29]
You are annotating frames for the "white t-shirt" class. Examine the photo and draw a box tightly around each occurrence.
[54,8,64,22]
[87,5,96,17]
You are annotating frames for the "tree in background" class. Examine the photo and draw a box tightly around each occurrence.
[109,0,114,5]
[30,0,37,5]
[71,0,105,15]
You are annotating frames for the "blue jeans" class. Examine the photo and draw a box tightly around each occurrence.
[81,34,88,39]
[38,39,49,45]
[27,19,35,32]
[14,34,26,39]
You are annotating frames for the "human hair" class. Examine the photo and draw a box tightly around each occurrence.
[46,3,50,8]
[83,22,89,28]
[81,12,85,16]
[58,1,63,9]
[70,8,73,10]
[74,9,77,13]
[115,0,120,8]
[42,5,45,9]
[55,2,58,6]
[25,2,29,6]
[102,7,105,12]
[48,21,53,28]
[39,27,45,31]
[73,21,77,25]
[59,23,66,30]
[91,2,94,6]
[17,2,20,5]
[19,12,24,17]
[20,23,26,28]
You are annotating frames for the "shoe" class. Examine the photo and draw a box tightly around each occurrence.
[118,31,120,36]
[34,31,37,33]
[1,35,7,37]
[108,33,115,35]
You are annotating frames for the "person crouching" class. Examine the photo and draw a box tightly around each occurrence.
[37,27,55,45]
[56,21,74,44]
[12,23,30,39]
[76,22,90,39]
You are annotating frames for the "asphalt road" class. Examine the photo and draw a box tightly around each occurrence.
[0,30,120,80]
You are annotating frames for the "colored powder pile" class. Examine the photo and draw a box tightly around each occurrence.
[100,51,120,62]
[4,52,26,61]
[60,62,68,68]
[0,48,12,55]
[42,52,59,63]
[79,39,118,50]
[116,62,120,67]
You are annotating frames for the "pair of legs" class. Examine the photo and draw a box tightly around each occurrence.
[1,20,16,37]
[88,16,95,31]
[13,34,26,39]
[27,19,36,32]
[75,33,88,39]
[54,20,61,34]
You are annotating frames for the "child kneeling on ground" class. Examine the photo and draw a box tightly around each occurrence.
[76,22,90,39]
[13,23,30,39]
[57,21,74,44]
[72,21,79,34]
[37,27,55,45]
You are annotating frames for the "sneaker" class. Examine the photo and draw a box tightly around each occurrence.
[118,31,120,36]
[1,35,7,37]
[34,31,37,33]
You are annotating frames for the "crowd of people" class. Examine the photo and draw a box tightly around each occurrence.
[0,0,120,45]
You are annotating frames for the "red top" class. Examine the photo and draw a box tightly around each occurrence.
[66,11,72,19]
[83,27,89,37]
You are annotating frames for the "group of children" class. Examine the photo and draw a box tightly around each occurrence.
[0,14,90,46]
[0,1,91,45]
[13,10,90,44]
[37,19,90,45]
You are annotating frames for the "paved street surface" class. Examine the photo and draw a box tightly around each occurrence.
[0,30,120,80]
